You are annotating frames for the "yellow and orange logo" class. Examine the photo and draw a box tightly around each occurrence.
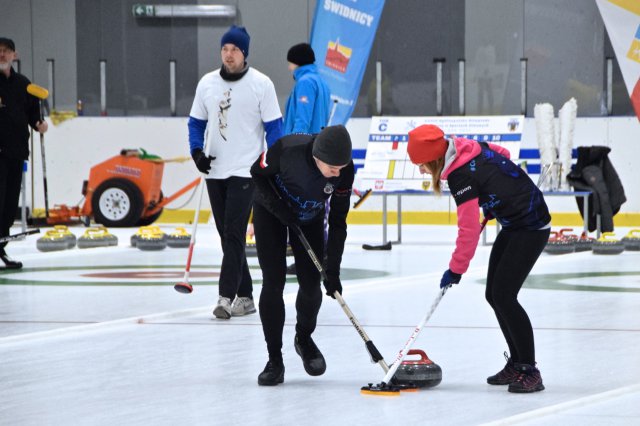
[325,39,352,73]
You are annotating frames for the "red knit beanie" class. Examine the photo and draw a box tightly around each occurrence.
[407,124,448,164]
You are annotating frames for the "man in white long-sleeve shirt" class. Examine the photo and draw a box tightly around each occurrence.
[188,25,283,319]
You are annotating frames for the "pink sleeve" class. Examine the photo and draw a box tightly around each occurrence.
[449,199,481,274]
[488,143,511,159]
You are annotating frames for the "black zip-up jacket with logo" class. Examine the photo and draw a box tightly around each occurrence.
[0,67,41,160]
[250,133,354,278]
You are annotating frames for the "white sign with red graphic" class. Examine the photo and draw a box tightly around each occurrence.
[355,116,524,192]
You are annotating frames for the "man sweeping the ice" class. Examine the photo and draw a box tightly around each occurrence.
[250,125,354,386]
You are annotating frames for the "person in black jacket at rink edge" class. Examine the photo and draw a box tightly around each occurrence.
[407,124,551,393]
[250,125,354,386]
[0,37,48,269]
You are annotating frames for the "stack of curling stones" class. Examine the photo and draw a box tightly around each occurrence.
[167,227,191,248]
[78,226,118,249]
[622,229,640,251]
[592,232,625,255]
[575,230,595,252]
[246,233,257,257]
[130,226,191,250]
[393,349,442,388]
[544,230,575,255]
[36,225,77,252]
[131,225,167,251]
[558,228,594,253]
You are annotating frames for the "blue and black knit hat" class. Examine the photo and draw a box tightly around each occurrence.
[220,25,250,58]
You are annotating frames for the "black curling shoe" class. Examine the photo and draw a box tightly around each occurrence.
[258,360,285,386]
[487,352,519,385]
[294,334,326,376]
[508,363,545,393]
[0,249,22,270]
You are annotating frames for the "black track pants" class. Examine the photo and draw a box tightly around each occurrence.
[485,227,550,365]
[0,157,23,249]
[253,202,324,361]
[205,177,254,300]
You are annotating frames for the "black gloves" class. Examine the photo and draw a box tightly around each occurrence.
[323,274,342,298]
[440,269,462,289]
[191,149,216,174]
[271,200,297,226]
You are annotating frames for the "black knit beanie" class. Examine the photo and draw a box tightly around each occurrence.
[287,43,315,66]
[313,125,352,166]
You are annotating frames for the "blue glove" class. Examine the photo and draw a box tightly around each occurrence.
[440,269,462,289]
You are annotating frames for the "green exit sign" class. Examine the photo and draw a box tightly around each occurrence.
[132,4,237,18]
[132,4,155,17]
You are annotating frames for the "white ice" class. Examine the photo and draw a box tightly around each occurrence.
[1,224,639,426]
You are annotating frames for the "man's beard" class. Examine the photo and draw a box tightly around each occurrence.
[0,62,11,71]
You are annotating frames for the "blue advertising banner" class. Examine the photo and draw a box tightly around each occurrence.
[310,0,385,125]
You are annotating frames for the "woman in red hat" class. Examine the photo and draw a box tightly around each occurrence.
[407,124,551,393]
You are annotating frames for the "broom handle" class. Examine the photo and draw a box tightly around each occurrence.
[0,229,40,244]
[36,99,50,218]
[380,216,490,384]
[180,130,212,285]
[334,291,389,372]
[381,286,447,384]
[181,176,206,283]
[291,222,388,370]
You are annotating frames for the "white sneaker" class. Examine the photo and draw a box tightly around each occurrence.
[213,296,232,319]
[231,297,256,316]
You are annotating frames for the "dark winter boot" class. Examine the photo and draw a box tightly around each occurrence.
[258,359,285,386]
[0,248,22,270]
[487,352,519,385]
[508,363,545,393]
[286,263,296,275]
[294,334,326,376]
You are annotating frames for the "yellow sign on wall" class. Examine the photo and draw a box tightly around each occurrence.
[609,0,640,16]
[627,38,640,63]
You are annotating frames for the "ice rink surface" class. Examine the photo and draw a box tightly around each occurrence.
[1,223,639,426]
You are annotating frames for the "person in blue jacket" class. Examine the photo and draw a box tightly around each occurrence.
[284,43,332,135]
[283,43,332,275]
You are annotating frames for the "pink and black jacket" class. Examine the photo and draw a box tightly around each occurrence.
[441,137,551,275]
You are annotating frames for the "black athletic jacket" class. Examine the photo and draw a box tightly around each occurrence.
[447,141,551,231]
[567,146,626,232]
[0,67,41,160]
[250,133,354,278]
[441,138,551,274]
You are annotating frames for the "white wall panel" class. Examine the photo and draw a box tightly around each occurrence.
[29,117,639,215]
